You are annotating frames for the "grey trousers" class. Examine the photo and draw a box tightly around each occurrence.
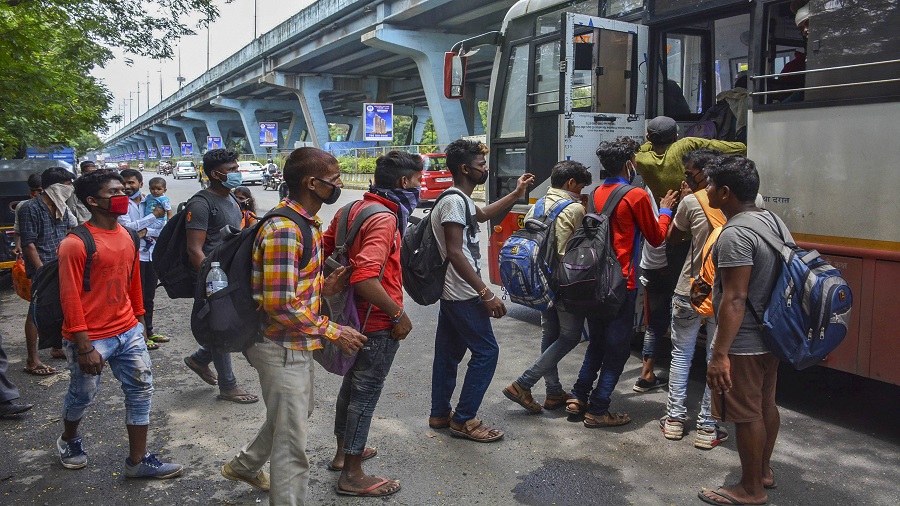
[0,332,22,403]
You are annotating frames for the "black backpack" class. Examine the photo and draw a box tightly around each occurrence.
[400,188,474,306]
[684,100,738,141]
[153,191,229,299]
[190,207,312,353]
[555,184,635,318]
[30,225,140,349]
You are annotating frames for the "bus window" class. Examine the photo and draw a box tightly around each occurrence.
[493,146,528,202]
[595,29,636,114]
[535,1,596,35]
[532,41,561,113]
[497,44,529,139]
[662,33,705,116]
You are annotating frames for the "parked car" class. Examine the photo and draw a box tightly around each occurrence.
[174,160,198,179]
[418,153,452,202]
[237,160,265,185]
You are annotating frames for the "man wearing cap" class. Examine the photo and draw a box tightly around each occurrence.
[630,116,746,396]
[775,1,810,102]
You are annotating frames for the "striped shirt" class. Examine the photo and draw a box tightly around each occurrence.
[251,198,342,351]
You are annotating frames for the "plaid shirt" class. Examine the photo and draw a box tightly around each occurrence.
[18,197,70,277]
[252,198,342,350]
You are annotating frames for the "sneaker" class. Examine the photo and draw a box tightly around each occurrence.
[694,426,729,449]
[659,416,685,440]
[57,435,88,469]
[222,461,270,491]
[124,452,183,479]
[633,376,668,393]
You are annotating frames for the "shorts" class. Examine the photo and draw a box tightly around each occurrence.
[711,353,779,423]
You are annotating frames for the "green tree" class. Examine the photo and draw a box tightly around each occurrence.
[71,131,104,158]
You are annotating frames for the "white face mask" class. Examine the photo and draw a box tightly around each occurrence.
[44,183,75,220]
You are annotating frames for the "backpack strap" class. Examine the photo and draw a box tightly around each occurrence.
[334,201,394,257]
[434,188,476,240]
[68,226,97,293]
[594,184,637,217]
[265,207,314,269]
[546,199,576,221]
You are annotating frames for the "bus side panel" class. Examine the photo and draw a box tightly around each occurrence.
[870,260,900,385]
[815,254,863,376]
[488,211,527,285]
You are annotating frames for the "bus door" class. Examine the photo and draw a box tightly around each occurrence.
[560,13,648,189]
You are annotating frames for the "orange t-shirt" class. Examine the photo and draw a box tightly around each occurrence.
[59,222,144,340]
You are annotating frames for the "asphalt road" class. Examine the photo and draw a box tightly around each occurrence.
[0,173,898,505]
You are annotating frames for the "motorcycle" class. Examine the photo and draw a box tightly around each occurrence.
[264,172,282,191]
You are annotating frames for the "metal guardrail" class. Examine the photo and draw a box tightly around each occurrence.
[750,58,900,96]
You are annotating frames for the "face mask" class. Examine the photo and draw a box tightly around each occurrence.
[95,194,130,215]
[216,170,242,189]
[685,171,704,192]
[236,198,250,209]
[44,183,75,220]
[467,165,489,185]
[30,189,42,198]
[369,185,420,235]
[314,177,341,205]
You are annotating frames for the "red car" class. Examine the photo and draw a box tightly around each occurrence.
[418,153,453,201]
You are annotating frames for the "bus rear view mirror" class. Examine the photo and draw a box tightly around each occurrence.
[444,52,467,99]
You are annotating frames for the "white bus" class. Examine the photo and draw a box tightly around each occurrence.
[446,0,900,385]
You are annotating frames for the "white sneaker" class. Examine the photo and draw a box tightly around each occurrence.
[694,426,729,449]
[659,416,684,440]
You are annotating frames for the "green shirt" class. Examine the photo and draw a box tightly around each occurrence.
[635,137,746,203]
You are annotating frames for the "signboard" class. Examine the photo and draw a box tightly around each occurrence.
[180,142,193,157]
[207,136,223,151]
[364,103,393,141]
[259,122,278,147]
[148,148,158,159]
[160,145,172,158]
[138,150,146,159]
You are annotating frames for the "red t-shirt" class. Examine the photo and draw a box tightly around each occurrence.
[592,179,672,289]
[59,222,144,340]
[323,193,401,333]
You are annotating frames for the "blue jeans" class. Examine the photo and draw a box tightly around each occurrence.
[572,290,637,416]
[640,267,676,359]
[666,294,717,429]
[192,346,238,391]
[334,330,400,455]
[431,298,499,424]
[516,307,585,394]
[63,323,153,426]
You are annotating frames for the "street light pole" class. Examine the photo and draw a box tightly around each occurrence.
[136,83,141,117]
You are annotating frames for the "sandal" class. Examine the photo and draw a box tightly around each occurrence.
[583,411,631,428]
[24,364,57,376]
[217,389,259,404]
[564,398,587,416]
[449,418,504,443]
[543,392,572,411]
[148,333,170,343]
[428,410,455,429]
[502,382,543,413]
[184,356,218,385]
[335,477,401,497]
[144,340,160,351]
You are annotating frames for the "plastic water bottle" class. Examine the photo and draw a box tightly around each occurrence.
[206,262,228,296]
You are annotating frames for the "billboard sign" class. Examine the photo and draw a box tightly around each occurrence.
[207,136,223,151]
[160,145,172,158]
[259,122,278,147]
[148,148,158,159]
[180,142,193,157]
[364,103,393,141]
[138,150,146,159]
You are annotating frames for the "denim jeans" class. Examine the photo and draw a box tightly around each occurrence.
[334,330,400,455]
[192,346,238,391]
[666,294,717,429]
[63,323,153,426]
[516,307,585,394]
[233,339,313,505]
[640,266,676,359]
[139,261,158,334]
[431,297,499,424]
[571,290,637,416]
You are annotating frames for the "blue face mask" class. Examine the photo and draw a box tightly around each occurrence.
[217,171,242,189]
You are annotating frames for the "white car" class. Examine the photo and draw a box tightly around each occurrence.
[237,160,265,185]
[174,161,198,179]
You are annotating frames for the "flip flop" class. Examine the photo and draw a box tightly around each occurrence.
[216,392,259,404]
[24,365,57,376]
[145,341,160,351]
[327,447,378,471]
[184,357,218,385]
[698,488,767,505]
[334,477,401,497]
[148,334,170,343]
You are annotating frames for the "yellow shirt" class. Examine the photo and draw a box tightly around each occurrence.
[524,187,585,260]
[636,138,746,203]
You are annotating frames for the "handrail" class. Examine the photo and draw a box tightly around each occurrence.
[751,78,900,96]
[751,58,900,80]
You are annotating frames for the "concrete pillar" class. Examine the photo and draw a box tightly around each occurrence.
[165,119,204,155]
[183,111,241,145]
[210,97,261,155]
[413,109,432,143]
[362,25,470,143]
[259,72,332,149]
[149,126,182,155]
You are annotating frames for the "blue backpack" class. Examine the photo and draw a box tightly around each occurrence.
[727,212,853,370]
[499,198,576,311]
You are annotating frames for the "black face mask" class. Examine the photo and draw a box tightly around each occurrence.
[314,177,341,205]
[685,171,704,192]
[467,165,489,185]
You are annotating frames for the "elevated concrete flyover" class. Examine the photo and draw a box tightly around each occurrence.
[105,0,516,156]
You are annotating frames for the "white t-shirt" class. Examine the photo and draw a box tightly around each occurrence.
[431,190,480,301]
[639,187,667,270]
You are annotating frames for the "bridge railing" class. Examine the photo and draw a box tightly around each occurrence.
[234,144,448,174]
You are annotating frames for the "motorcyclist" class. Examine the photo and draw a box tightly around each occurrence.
[263,158,278,186]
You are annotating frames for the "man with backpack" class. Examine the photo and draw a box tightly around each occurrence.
[566,137,677,428]
[428,139,534,443]
[657,149,730,449]
[182,149,258,404]
[502,160,591,414]
[699,156,784,506]
[221,147,366,504]
[55,169,182,478]
[632,116,746,396]
[321,150,421,497]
